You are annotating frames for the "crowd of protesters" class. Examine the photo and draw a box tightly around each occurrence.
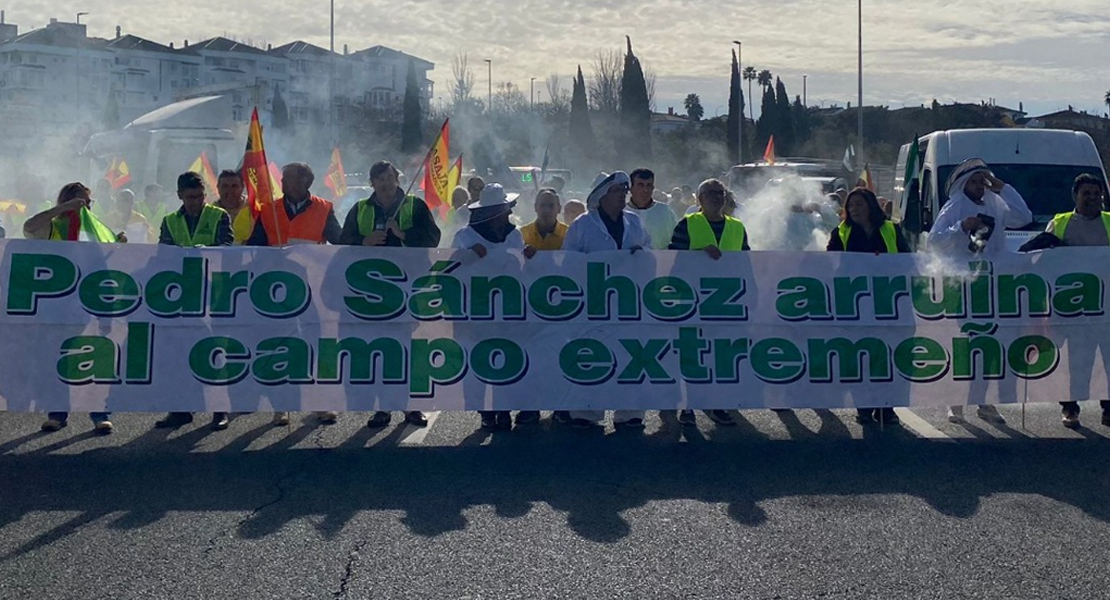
[16,155,1110,434]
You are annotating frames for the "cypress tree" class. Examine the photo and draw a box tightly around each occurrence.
[727,49,741,165]
[569,65,597,161]
[401,61,424,153]
[774,78,793,155]
[618,36,652,165]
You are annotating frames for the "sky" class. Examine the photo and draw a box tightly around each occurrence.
[9,0,1110,118]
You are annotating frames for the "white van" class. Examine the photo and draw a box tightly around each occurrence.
[892,128,1108,250]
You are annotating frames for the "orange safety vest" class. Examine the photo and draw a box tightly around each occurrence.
[259,195,332,245]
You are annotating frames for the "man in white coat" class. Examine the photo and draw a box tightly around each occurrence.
[562,171,653,428]
[928,158,1032,424]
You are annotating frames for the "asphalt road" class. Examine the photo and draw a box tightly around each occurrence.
[2,403,1110,599]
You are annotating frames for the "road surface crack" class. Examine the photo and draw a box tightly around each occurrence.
[203,462,302,556]
[334,538,369,599]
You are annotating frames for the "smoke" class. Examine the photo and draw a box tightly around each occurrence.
[734,176,840,251]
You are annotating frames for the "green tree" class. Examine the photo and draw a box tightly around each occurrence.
[569,65,597,163]
[774,77,794,154]
[684,93,704,122]
[792,95,811,148]
[727,50,743,164]
[1104,90,1110,115]
[757,69,773,91]
[756,85,776,155]
[401,61,424,153]
[619,36,652,164]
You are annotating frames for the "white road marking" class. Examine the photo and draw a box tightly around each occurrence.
[399,411,439,445]
[894,408,955,442]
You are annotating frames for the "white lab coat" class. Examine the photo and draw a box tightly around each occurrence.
[562,209,652,424]
[928,184,1032,258]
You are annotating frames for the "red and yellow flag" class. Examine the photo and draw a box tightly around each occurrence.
[105,157,132,190]
[323,146,348,200]
[240,108,275,218]
[763,136,776,165]
[268,162,283,195]
[858,162,874,192]
[188,151,218,196]
[446,154,463,195]
[423,119,451,213]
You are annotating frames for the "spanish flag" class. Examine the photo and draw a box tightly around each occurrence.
[446,154,463,195]
[423,119,451,214]
[240,108,275,218]
[763,136,776,165]
[324,146,348,200]
[105,157,132,190]
[188,151,218,197]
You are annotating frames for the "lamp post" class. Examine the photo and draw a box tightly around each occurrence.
[76,12,89,117]
[530,77,535,111]
[484,59,492,111]
[857,0,864,165]
[732,40,743,165]
[803,74,808,107]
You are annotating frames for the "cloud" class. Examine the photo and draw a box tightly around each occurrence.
[8,0,1109,118]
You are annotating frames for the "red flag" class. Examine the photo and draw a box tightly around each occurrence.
[763,136,776,165]
[105,157,132,190]
[423,119,451,213]
[240,107,276,225]
[323,147,348,200]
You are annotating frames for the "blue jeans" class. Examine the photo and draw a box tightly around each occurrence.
[48,411,110,424]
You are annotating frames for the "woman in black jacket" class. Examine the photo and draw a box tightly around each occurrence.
[826,187,911,424]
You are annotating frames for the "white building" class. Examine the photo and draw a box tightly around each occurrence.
[347,45,434,110]
[182,37,290,121]
[104,32,202,125]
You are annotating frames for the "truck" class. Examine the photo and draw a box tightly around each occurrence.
[893,128,1109,251]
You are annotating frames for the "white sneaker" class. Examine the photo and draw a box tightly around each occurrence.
[272,411,290,426]
[947,406,964,423]
[977,405,1005,424]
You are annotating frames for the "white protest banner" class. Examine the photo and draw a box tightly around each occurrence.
[0,240,1103,413]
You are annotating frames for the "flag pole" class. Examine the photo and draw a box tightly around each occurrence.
[403,118,449,199]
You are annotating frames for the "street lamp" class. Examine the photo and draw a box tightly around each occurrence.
[530,77,536,111]
[76,11,88,24]
[484,59,492,111]
[803,74,808,107]
[76,12,89,117]
[857,0,864,164]
[732,40,743,165]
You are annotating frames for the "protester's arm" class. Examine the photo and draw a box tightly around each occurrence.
[338,204,363,245]
[323,208,343,245]
[826,227,843,251]
[742,231,751,251]
[504,229,525,250]
[924,201,967,254]
[405,201,442,248]
[562,220,585,252]
[215,213,234,246]
[668,219,691,250]
[999,184,1033,228]
[245,219,269,246]
[24,199,84,239]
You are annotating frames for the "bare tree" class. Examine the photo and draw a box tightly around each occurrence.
[588,49,622,114]
[492,81,529,114]
[644,67,657,113]
[545,73,571,114]
[451,52,475,107]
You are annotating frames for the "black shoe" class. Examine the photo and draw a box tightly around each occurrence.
[515,410,540,425]
[1102,411,1110,427]
[571,418,596,428]
[211,412,229,430]
[877,407,899,424]
[405,411,428,427]
[615,418,645,429]
[480,412,498,430]
[677,410,697,426]
[552,411,573,424]
[495,411,513,430]
[367,411,392,428]
[155,412,194,428]
[854,409,876,424]
[707,410,736,426]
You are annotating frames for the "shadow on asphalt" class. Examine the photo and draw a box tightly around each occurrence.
[2,422,1109,560]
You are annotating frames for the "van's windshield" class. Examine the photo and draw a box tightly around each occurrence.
[938,164,1107,228]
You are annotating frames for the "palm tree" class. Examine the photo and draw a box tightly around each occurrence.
[743,66,757,122]
[757,69,773,92]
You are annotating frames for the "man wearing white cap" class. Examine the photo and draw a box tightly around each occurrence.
[928,158,1031,424]
[562,171,653,428]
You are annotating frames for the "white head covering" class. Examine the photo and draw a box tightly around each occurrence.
[586,171,631,210]
[945,158,993,201]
